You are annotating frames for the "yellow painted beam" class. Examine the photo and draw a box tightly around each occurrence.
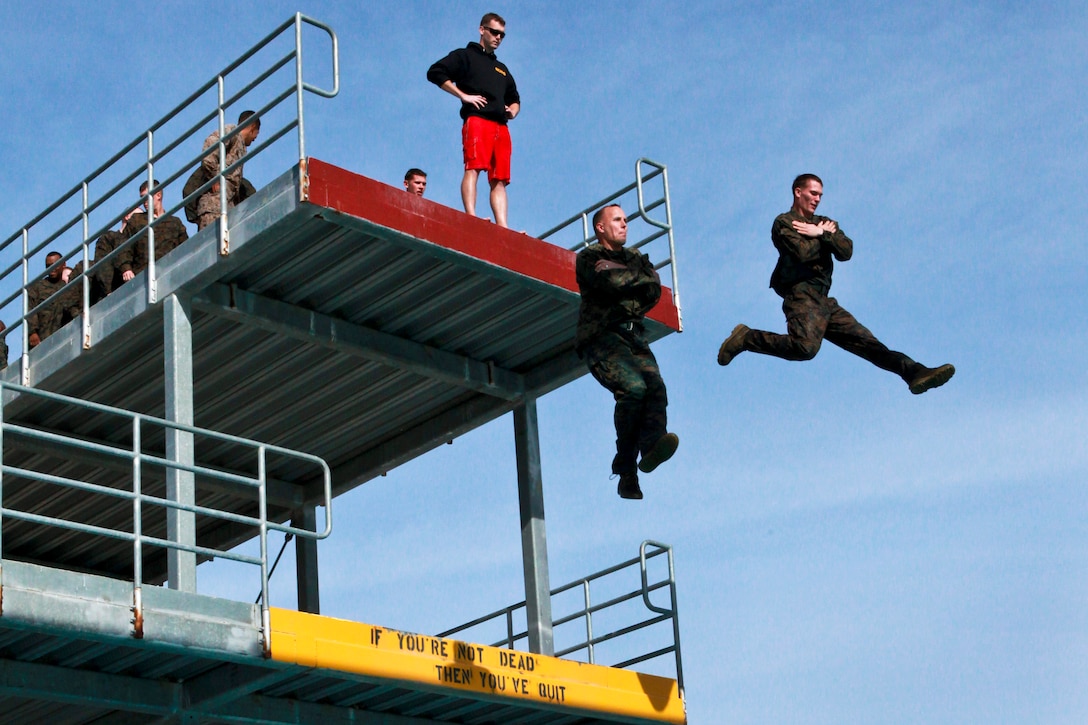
[270,608,685,723]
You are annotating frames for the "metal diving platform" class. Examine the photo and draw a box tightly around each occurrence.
[0,13,686,724]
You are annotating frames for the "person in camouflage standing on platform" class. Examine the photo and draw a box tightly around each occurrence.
[119,180,189,282]
[197,111,260,231]
[717,173,955,394]
[577,204,679,500]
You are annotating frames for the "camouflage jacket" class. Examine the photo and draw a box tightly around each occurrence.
[66,230,127,310]
[93,230,127,296]
[201,124,247,201]
[575,243,661,353]
[769,210,853,297]
[65,236,116,317]
[118,213,189,276]
[183,165,256,223]
[27,274,70,341]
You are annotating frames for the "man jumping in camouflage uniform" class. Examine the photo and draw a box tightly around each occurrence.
[717,174,955,394]
[577,204,679,500]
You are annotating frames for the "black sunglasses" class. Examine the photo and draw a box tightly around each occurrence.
[484,26,505,39]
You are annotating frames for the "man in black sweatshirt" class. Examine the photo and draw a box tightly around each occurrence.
[427,12,520,228]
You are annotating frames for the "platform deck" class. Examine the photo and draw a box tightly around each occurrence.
[2,158,681,585]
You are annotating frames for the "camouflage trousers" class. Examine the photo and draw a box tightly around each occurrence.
[584,329,668,475]
[745,284,923,380]
[196,188,235,231]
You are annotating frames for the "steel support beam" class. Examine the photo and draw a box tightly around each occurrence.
[293,505,321,614]
[513,397,554,656]
[206,691,442,724]
[163,293,196,592]
[0,658,179,713]
[141,664,295,724]
[193,283,525,401]
[0,659,437,724]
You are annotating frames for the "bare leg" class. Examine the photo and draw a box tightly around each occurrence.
[461,169,481,217]
[490,178,508,228]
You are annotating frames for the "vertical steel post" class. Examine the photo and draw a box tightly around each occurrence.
[660,164,680,315]
[20,229,29,386]
[258,446,271,657]
[132,417,145,638]
[0,382,5,604]
[164,293,196,592]
[217,76,228,256]
[145,131,157,304]
[81,183,91,348]
[513,397,554,655]
[294,13,307,162]
[582,580,595,664]
[665,546,685,695]
[293,504,321,614]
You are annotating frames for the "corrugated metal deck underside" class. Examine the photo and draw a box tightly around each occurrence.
[1,158,681,584]
[0,627,671,724]
[0,647,659,724]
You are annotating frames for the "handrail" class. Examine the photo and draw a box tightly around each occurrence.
[0,13,340,383]
[436,540,684,692]
[537,158,682,328]
[0,381,333,652]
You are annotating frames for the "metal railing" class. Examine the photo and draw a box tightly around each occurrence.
[437,540,684,693]
[537,158,682,327]
[0,381,332,654]
[0,13,339,384]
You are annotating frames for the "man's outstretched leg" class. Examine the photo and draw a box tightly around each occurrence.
[717,324,751,366]
[719,289,828,366]
[907,363,955,394]
[823,300,955,394]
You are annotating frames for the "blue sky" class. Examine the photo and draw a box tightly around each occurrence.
[2,2,1086,723]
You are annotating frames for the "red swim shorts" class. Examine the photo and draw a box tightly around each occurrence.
[462,116,511,183]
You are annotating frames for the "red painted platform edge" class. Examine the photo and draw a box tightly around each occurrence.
[304,158,681,332]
